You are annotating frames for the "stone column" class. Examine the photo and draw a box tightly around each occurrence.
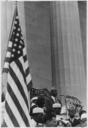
[50,1,86,108]
[49,2,65,96]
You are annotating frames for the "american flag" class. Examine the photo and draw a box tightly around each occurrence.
[3,7,32,127]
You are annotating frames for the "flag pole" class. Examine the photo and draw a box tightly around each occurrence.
[2,1,18,100]
[8,1,17,42]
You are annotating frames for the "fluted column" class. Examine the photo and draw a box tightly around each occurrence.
[49,2,66,96]
[50,1,86,108]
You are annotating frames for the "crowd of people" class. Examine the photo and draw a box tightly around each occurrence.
[30,87,87,127]
[1,87,87,127]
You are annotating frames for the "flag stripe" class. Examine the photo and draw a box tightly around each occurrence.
[8,73,30,121]
[5,101,19,126]
[26,73,32,85]
[18,57,32,88]
[23,55,27,62]
[27,80,32,91]
[5,58,11,62]
[6,91,26,126]
[3,68,8,73]
[4,109,14,127]
[10,61,29,102]
[17,59,32,87]
[25,61,29,69]
[7,83,30,126]
[23,47,26,56]
[9,65,29,109]
[3,62,9,69]
[15,59,26,83]
[25,67,30,77]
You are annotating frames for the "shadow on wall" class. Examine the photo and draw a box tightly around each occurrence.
[24,2,52,90]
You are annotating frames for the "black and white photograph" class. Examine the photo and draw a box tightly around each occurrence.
[1,0,87,127]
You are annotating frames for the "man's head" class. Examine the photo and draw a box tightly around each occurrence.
[36,95,45,108]
[50,88,57,97]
